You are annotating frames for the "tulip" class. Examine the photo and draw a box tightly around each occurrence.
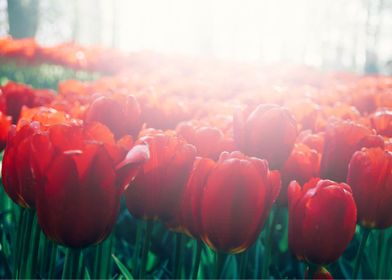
[32,122,148,248]
[85,94,142,139]
[371,109,392,137]
[124,131,196,223]
[181,151,280,253]
[288,178,357,265]
[234,104,297,169]
[2,122,40,208]
[320,121,377,182]
[347,147,392,229]
[0,82,55,123]
[176,122,235,160]
[1,108,75,208]
[279,143,321,205]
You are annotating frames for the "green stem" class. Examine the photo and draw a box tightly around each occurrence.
[19,209,35,278]
[13,208,25,278]
[352,228,371,279]
[262,207,277,279]
[132,221,143,276]
[39,234,51,277]
[174,233,184,279]
[191,239,202,279]
[384,235,392,279]
[139,220,154,279]
[100,234,114,278]
[48,242,58,279]
[24,217,41,278]
[239,250,249,279]
[376,230,384,279]
[214,251,225,279]
[93,243,102,278]
[62,248,82,279]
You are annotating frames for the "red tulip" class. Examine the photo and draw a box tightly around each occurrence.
[2,122,41,208]
[234,104,297,169]
[279,143,321,205]
[124,131,196,222]
[32,122,148,248]
[0,82,55,123]
[181,151,281,253]
[85,94,142,139]
[347,147,392,229]
[320,121,377,182]
[176,122,235,160]
[1,108,72,208]
[288,178,357,265]
[371,109,392,137]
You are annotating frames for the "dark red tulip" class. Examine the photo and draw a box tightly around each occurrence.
[181,151,280,253]
[124,131,196,222]
[347,147,392,229]
[234,104,297,169]
[84,94,142,139]
[288,178,357,265]
[32,122,148,248]
[279,143,321,205]
[320,121,377,182]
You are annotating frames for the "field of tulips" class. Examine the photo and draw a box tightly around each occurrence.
[0,37,392,279]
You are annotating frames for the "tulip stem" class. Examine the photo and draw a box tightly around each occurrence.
[352,228,371,279]
[215,251,225,279]
[239,250,249,279]
[48,242,58,279]
[13,208,25,278]
[132,221,143,275]
[25,216,41,278]
[262,207,277,279]
[19,209,35,278]
[376,230,385,279]
[62,248,82,279]
[39,234,51,276]
[191,239,202,279]
[173,233,184,278]
[139,220,154,279]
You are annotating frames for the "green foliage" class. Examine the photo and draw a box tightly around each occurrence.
[0,61,99,90]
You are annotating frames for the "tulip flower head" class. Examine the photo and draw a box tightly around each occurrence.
[347,147,392,229]
[234,104,297,169]
[181,151,281,253]
[124,131,196,223]
[288,178,357,265]
[31,122,149,248]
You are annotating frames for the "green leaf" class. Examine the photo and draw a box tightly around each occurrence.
[112,254,134,280]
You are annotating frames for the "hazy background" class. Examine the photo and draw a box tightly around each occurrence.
[1,0,392,74]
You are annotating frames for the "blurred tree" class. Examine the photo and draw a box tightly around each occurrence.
[7,0,39,38]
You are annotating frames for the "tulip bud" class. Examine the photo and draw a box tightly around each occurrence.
[288,178,357,265]
[181,151,281,253]
[347,147,392,229]
[31,122,149,248]
[234,104,297,169]
[85,94,142,139]
[124,131,196,223]
[320,121,376,182]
